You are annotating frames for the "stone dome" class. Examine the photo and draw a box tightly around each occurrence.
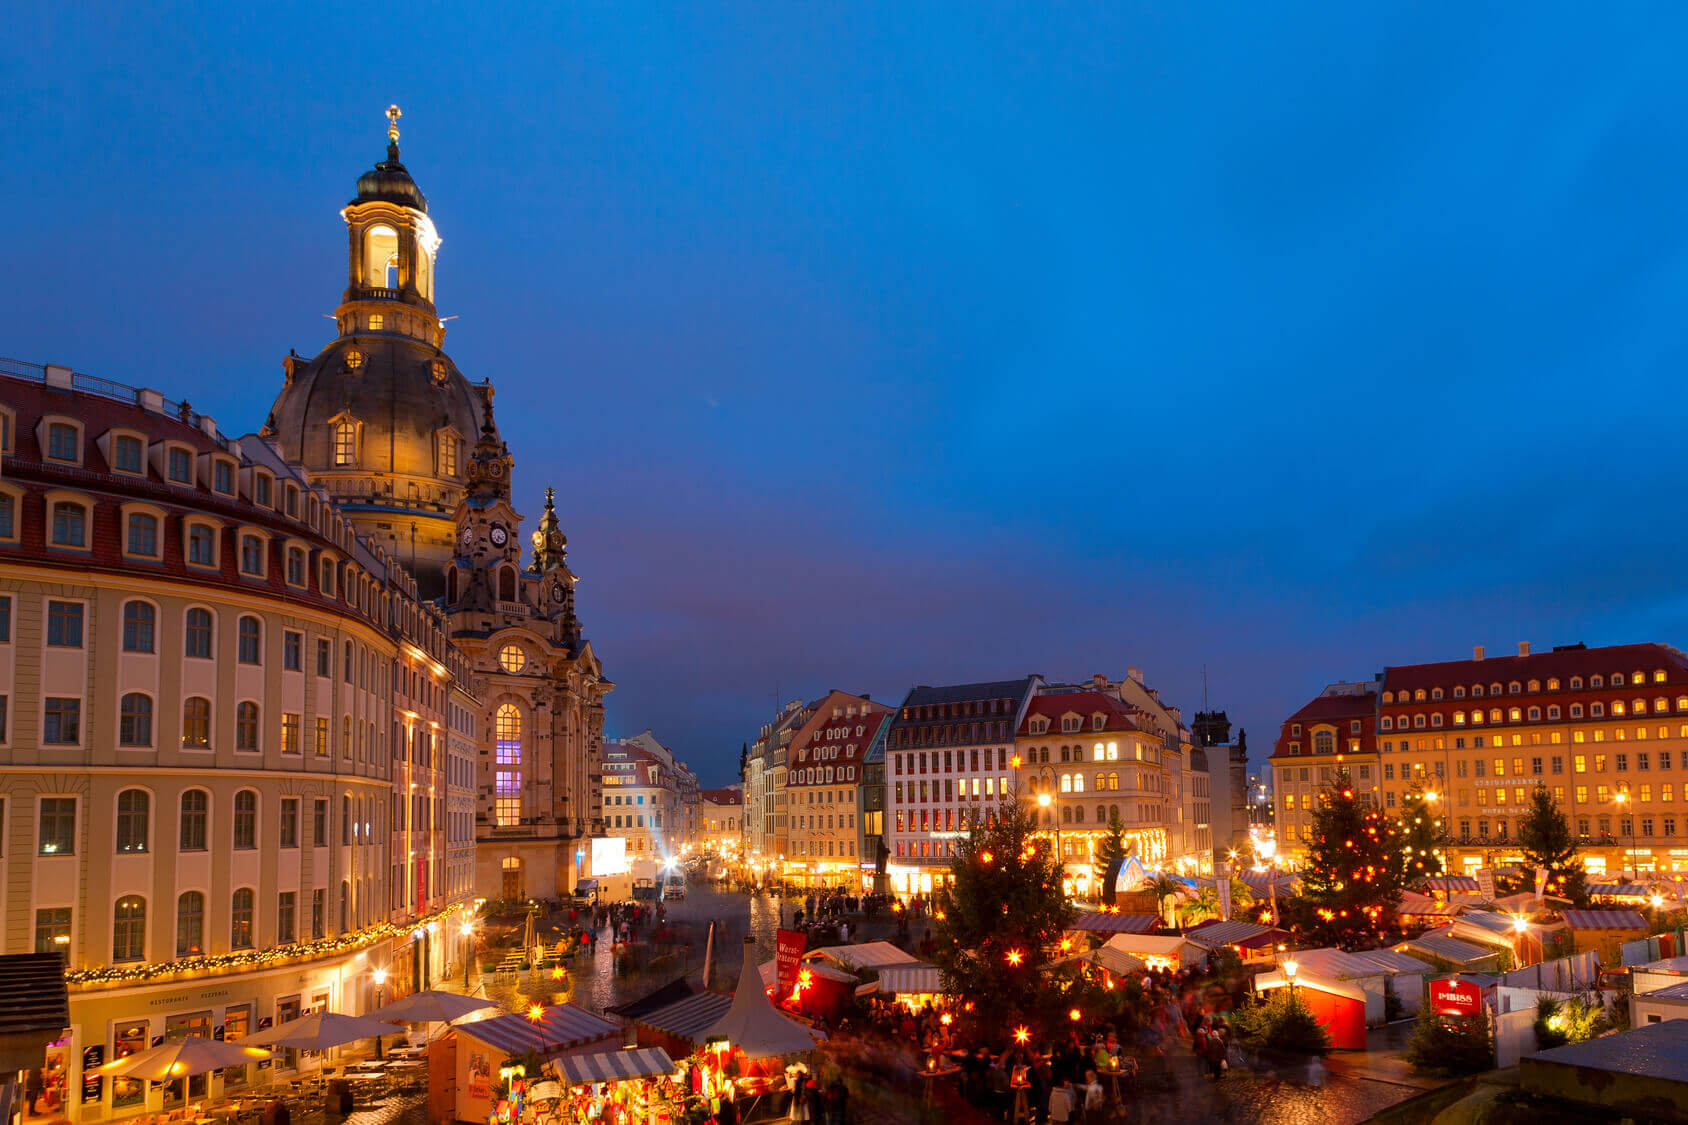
[266,332,491,598]
[353,141,428,212]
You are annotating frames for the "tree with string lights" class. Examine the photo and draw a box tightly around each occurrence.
[932,799,1075,1035]
[1398,787,1446,883]
[1287,770,1405,948]
[1518,784,1590,908]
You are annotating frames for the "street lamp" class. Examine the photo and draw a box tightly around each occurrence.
[1282,959,1298,1001]
[1617,786,1633,880]
[1253,830,1279,927]
[460,921,475,990]
[371,968,388,1059]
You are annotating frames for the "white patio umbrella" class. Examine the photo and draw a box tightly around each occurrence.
[241,1011,403,1051]
[97,1037,270,1080]
[370,989,497,1024]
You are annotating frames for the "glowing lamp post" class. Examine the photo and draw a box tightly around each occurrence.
[460,920,475,989]
[371,968,388,1058]
[1617,788,1634,880]
[1282,959,1298,1001]
[1253,830,1279,926]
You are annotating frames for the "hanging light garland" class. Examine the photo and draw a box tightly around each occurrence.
[65,903,470,988]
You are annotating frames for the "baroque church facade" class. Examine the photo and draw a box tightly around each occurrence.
[268,110,610,901]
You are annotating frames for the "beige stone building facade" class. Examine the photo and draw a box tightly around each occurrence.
[0,359,472,1121]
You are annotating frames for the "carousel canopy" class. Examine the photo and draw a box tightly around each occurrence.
[554,1047,676,1085]
[705,939,826,1060]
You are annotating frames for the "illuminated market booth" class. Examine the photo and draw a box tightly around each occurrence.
[689,939,827,1122]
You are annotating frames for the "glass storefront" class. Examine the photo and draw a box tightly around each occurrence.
[163,1012,212,1104]
[109,1022,148,1110]
[221,1006,252,1089]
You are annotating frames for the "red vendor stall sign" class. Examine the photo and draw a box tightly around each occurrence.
[776,928,807,999]
[1431,978,1481,1016]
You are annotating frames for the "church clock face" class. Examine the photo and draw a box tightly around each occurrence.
[551,582,564,601]
[490,526,508,547]
[460,527,474,550]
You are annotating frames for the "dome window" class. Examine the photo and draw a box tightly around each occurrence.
[499,645,526,674]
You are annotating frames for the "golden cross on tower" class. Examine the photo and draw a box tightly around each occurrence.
[386,104,402,144]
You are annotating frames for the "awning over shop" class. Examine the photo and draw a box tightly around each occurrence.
[875,963,942,995]
[1184,920,1289,952]
[554,1047,676,1085]
[634,992,734,1047]
[1561,909,1647,931]
[803,942,922,972]
[1067,912,1159,934]
[1099,933,1201,967]
[457,1004,620,1058]
[0,952,69,1071]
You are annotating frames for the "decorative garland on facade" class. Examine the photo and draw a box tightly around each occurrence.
[66,904,471,990]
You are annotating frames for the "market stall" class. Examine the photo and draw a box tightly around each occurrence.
[543,1047,680,1124]
[694,939,827,1122]
[447,1004,621,1124]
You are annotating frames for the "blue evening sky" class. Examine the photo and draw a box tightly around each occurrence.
[5,4,1687,783]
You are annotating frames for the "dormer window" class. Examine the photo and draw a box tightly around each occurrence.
[1092,714,1106,731]
[212,459,236,496]
[166,447,193,484]
[284,484,300,518]
[254,473,273,508]
[46,422,81,463]
[238,533,266,577]
[112,434,144,475]
[186,523,217,568]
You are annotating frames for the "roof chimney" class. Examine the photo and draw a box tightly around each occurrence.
[1518,641,1531,657]
[1473,645,1485,661]
[1127,666,1144,684]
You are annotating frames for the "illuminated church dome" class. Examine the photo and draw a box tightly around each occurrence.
[267,107,494,598]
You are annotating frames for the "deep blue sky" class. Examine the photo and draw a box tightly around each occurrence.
[6,5,1688,784]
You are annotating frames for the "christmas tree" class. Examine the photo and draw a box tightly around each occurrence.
[1398,787,1447,882]
[932,800,1075,1035]
[1290,770,1404,948]
[1518,784,1589,908]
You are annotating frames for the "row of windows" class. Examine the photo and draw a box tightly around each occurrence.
[892,721,1012,748]
[893,777,1011,803]
[1380,696,1688,730]
[892,748,1015,775]
[30,790,376,856]
[1380,669,1669,705]
[37,881,365,962]
[18,415,311,516]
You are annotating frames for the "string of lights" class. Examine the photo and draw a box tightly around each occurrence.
[66,904,471,989]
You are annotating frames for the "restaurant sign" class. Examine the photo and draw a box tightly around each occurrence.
[1430,978,1482,1017]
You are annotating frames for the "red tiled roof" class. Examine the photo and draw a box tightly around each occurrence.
[698,788,742,806]
[1285,692,1376,724]
[1382,644,1688,695]
[1019,691,1139,736]
[788,694,889,787]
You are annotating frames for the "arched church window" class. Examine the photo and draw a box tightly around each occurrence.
[498,567,516,602]
[333,421,358,467]
[495,705,521,765]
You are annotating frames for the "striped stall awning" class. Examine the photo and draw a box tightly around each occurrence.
[634,991,735,1045]
[1560,909,1647,931]
[554,1047,676,1085]
[1587,884,1652,900]
[458,1004,620,1058]
[875,963,943,996]
[1416,877,1481,894]
[1068,912,1159,934]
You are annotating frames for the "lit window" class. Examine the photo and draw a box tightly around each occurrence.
[333,421,357,466]
[499,645,527,674]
